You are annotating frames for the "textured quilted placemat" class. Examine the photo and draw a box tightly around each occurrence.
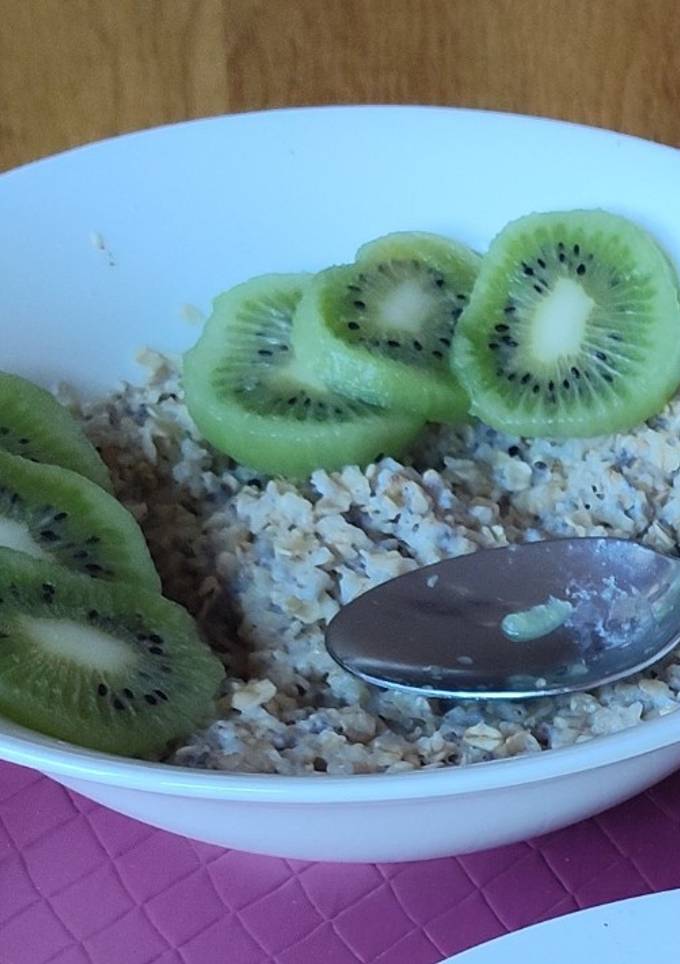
[2,761,680,964]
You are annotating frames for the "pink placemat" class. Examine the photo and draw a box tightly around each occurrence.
[2,762,680,964]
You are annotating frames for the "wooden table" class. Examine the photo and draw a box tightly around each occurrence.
[1,0,680,171]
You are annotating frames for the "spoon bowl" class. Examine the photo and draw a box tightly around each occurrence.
[326,538,680,699]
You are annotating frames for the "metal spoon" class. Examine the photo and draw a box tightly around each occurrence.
[325,538,680,700]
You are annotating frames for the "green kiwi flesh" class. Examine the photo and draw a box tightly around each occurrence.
[451,210,680,437]
[0,548,224,757]
[0,371,113,491]
[292,232,481,422]
[0,449,160,590]
[183,273,424,477]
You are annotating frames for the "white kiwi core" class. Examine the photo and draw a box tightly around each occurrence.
[529,278,594,363]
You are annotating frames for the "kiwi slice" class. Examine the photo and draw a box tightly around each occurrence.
[183,273,424,477]
[0,371,112,491]
[0,449,160,590]
[292,232,481,422]
[452,210,680,437]
[0,548,223,756]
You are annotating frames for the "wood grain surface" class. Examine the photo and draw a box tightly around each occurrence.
[1,0,680,171]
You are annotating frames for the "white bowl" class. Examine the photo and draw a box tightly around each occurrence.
[2,106,680,863]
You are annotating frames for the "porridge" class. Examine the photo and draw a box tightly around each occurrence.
[68,350,680,775]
